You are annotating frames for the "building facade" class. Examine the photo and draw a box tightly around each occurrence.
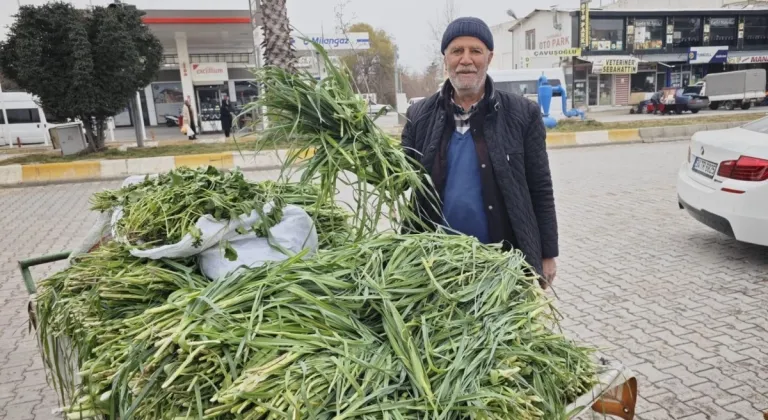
[490,9,581,106]
[506,9,578,72]
[489,20,516,71]
[2,0,370,133]
[571,6,768,108]
[599,0,725,9]
[600,0,768,9]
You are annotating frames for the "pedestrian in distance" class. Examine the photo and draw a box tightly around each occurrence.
[220,94,234,138]
[650,90,662,115]
[400,16,559,289]
[182,96,197,140]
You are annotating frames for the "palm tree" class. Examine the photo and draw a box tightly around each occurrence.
[259,0,296,72]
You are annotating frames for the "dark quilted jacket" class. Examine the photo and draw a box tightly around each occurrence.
[401,77,559,275]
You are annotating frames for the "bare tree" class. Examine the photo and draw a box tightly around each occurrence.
[426,0,459,64]
[333,0,355,34]
[333,2,394,105]
[400,62,441,99]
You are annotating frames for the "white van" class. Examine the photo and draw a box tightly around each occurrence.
[0,92,50,146]
[487,68,570,119]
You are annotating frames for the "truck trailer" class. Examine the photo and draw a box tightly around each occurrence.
[685,69,767,110]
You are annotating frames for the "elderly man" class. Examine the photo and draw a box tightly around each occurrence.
[401,17,559,288]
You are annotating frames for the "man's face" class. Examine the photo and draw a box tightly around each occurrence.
[444,36,494,94]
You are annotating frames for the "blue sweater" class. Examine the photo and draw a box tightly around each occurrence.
[441,129,490,243]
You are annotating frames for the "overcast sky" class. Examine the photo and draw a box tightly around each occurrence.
[1,0,584,70]
[286,0,582,70]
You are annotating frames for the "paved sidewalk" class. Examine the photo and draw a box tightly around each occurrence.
[0,142,766,419]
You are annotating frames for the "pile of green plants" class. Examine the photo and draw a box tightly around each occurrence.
[35,41,598,420]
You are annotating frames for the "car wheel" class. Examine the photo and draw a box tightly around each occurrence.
[709,102,720,110]
[690,109,699,114]
[741,102,752,110]
[724,101,735,110]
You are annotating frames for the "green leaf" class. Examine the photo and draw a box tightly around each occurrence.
[171,172,183,186]
[223,241,238,261]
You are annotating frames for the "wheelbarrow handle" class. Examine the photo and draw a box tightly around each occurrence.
[19,251,72,295]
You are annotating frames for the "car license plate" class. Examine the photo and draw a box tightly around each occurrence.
[692,156,718,178]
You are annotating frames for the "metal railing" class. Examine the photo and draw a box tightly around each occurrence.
[161,53,255,67]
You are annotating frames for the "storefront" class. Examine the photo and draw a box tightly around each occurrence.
[630,62,660,93]
[127,10,369,134]
[573,56,637,108]
[571,7,768,104]
[107,9,264,133]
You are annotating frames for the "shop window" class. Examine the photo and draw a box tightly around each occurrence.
[709,17,737,47]
[234,81,259,127]
[572,80,587,107]
[631,73,656,93]
[525,30,536,50]
[633,18,664,50]
[152,82,184,124]
[234,81,259,108]
[744,16,768,46]
[671,17,702,48]
[599,74,612,106]
[657,73,666,89]
[574,66,588,81]
[6,108,40,124]
[591,19,624,51]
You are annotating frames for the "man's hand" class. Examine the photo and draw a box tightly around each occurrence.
[540,258,557,289]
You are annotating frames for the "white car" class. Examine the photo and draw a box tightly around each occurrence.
[677,117,768,246]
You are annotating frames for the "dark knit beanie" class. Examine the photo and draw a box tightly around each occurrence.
[441,17,494,54]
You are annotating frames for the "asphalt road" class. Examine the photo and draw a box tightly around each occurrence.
[1,141,766,420]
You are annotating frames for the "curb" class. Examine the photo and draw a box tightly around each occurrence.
[545,121,747,150]
[0,121,750,186]
[0,149,315,187]
[546,128,641,149]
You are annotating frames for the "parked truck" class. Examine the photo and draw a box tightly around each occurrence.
[684,69,767,111]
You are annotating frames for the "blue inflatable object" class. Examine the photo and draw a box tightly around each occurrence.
[537,74,585,129]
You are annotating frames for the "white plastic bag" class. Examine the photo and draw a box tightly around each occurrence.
[107,175,319,280]
[127,203,318,279]
[198,205,318,280]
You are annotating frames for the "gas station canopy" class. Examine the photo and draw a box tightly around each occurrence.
[142,9,260,55]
